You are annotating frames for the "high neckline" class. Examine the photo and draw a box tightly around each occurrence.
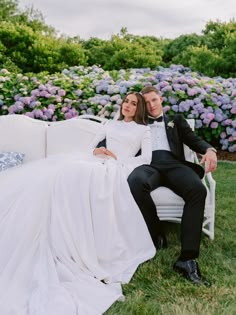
[121,120,135,124]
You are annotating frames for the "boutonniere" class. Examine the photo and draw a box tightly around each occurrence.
[167,120,175,128]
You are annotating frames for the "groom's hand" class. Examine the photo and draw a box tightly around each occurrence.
[200,149,217,173]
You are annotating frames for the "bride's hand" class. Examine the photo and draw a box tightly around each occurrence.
[104,149,117,160]
[93,147,117,160]
[93,147,107,156]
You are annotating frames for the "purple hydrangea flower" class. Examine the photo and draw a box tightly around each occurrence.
[210,122,218,129]
[179,101,190,112]
[172,105,179,112]
[195,120,203,129]
[229,145,236,152]
[220,132,227,139]
[58,89,66,97]
[168,96,177,105]
[187,88,198,96]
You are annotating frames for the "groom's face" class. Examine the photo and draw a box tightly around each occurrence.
[143,92,163,118]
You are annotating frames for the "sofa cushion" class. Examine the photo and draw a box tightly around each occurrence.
[151,187,184,206]
[151,183,210,210]
[47,118,104,156]
[0,151,24,171]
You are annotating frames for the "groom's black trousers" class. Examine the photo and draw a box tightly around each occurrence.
[128,150,207,258]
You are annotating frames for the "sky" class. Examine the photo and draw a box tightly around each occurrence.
[18,0,235,40]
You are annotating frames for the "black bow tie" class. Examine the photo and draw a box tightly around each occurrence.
[148,116,163,124]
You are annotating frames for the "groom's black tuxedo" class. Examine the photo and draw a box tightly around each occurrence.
[160,115,211,157]
[154,114,211,178]
[128,114,212,259]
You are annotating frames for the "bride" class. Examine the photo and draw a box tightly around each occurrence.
[0,92,156,315]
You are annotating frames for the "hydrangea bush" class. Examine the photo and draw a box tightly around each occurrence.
[0,65,235,152]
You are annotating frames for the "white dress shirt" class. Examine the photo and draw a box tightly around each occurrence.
[148,116,171,151]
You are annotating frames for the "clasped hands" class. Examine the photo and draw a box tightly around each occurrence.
[200,150,217,173]
[93,147,117,160]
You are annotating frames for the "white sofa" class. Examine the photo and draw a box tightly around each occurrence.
[0,114,216,239]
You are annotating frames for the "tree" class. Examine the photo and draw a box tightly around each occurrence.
[105,34,163,69]
[202,20,236,50]
[81,37,109,67]
[163,34,203,65]
[0,0,18,21]
[82,29,164,70]
[221,33,236,77]
[186,46,223,77]
[0,21,87,73]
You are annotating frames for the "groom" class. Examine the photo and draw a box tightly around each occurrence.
[128,86,217,286]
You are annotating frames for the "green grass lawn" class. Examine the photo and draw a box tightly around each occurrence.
[106,161,236,315]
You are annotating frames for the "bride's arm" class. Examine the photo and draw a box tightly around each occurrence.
[90,122,117,160]
[118,127,152,168]
[91,121,118,159]
[89,125,106,151]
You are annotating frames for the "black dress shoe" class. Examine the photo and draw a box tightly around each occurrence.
[173,259,211,287]
[155,235,167,250]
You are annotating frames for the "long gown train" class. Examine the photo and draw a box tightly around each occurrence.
[0,155,155,314]
[0,120,155,314]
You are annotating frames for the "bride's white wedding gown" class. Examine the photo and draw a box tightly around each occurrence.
[0,120,156,315]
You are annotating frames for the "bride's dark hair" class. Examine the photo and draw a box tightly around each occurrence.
[117,92,147,125]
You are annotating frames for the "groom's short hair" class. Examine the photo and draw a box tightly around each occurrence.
[141,86,159,95]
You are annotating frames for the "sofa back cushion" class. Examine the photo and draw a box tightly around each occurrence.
[46,118,104,156]
[0,115,47,163]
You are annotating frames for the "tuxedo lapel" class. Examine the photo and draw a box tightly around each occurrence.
[164,115,204,178]
[164,115,184,159]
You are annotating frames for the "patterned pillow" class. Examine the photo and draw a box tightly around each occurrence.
[0,152,25,172]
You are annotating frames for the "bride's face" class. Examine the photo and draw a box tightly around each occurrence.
[121,94,138,122]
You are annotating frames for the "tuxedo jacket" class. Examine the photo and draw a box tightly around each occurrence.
[156,114,212,178]
[96,115,212,179]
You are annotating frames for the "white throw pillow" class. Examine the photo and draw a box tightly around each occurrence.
[0,152,24,171]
